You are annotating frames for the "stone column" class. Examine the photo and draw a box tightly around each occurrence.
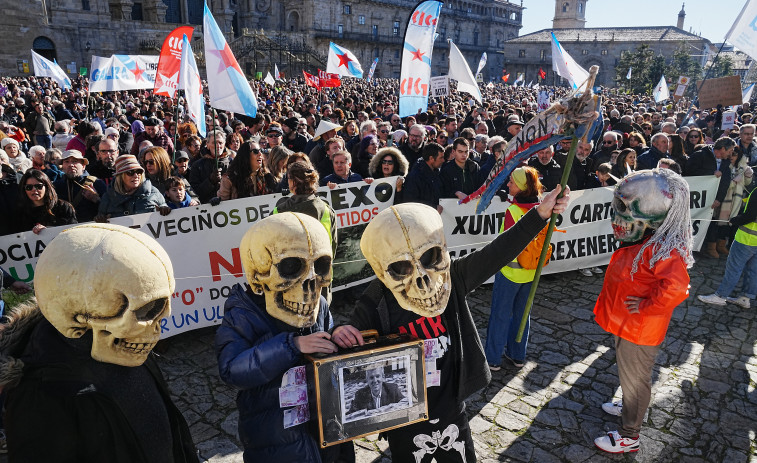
[143,0,168,22]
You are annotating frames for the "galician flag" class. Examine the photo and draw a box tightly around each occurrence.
[726,0,757,62]
[551,32,589,90]
[626,67,632,80]
[326,42,363,78]
[476,52,487,75]
[743,83,755,104]
[178,34,206,137]
[274,64,280,80]
[31,50,71,90]
[203,3,258,116]
[653,75,670,102]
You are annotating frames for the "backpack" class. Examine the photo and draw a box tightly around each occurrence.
[516,225,564,270]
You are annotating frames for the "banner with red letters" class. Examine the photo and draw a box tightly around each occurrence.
[398,0,442,117]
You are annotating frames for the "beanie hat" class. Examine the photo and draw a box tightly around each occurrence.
[511,167,528,191]
[1,138,19,149]
[114,155,144,176]
[283,117,299,131]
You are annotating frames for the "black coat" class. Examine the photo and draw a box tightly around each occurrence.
[684,146,731,202]
[14,199,77,233]
[527,157,563,192]
[400,159,443,208]
[440,159,481,198]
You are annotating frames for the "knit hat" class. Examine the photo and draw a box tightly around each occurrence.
[283,117,299,131]
[511,167,528,191]
[1,138,19,149]
[114,155,144,176]
[104,127,120,137]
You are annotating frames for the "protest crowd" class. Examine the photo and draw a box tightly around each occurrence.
[0,71,755,461]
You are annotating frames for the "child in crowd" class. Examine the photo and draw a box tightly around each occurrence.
[165,176,192,209]
[586,162,618,188]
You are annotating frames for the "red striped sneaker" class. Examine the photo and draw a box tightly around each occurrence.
[594,430,639,453]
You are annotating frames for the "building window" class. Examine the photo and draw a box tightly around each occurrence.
[338,24,343,38]
[344,5,351,14]
[578,2,583,14]
[359,15,365,25]
[374,48,379,58]
[467,7,472,13]
[540,50,546,61]
[582,49,588,55]
[562,2,569,12]
[518,49,526,58]
[393,21,400,36]
[82,0,90,9]
[131,2,143,20]
[601,49,608,55]
[373,24,378,39]
[473,31,479,45]
[395,50,400,59]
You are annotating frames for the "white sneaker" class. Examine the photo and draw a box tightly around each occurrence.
[579,268,593,277]
[601,400,623,416]
[697,293,727,306]
[726,296,751,309]
[594,430,639,453]
[591,266,604,274]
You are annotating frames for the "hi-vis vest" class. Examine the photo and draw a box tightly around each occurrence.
[500,203,537,284]
[735,189,757,246]
[273,206,334,250]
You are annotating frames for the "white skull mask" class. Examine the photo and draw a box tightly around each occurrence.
[35,224,174,367]
[611,170,673,242]
[241,212,333,328]
[361,204,451,318]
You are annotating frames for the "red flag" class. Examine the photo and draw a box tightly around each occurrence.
[502,73,510,83]
[154,26,195,97]
[318,69,341,88]
[538,68,546,80]
[303,70,321,89]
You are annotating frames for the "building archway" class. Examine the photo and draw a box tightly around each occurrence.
[33,36,56,62]
[287,11,300,32]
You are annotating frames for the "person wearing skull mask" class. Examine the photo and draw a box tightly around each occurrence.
[332,187,570,463]
[215,213,354,463]
[0,224,199,463]
[593,169,693,454]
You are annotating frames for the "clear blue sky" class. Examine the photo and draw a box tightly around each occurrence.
[520,0,743,44]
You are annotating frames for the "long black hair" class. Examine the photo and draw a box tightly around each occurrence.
[19,169,57,214]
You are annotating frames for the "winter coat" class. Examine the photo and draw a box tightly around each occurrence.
[593,240,689,346]
[368,148,409,179]
[400,159,442,208]
[98,178,166,218]
[440,159,480,198]
[215,284,331,463]
[14,199,77,233]
[130,130,175,157]
[0,303,199,463]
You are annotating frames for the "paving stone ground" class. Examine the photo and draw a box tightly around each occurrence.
[74,254,757,462]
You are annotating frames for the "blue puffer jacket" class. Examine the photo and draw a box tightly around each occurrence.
[98,178,166,218]
[215,284,331,463]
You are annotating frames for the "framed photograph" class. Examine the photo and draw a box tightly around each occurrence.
[306,333,427,447]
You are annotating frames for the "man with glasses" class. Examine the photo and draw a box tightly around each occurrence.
[591,132,620,167]
[377,121,392,147]
[89,138,119,186]
[264,124,284,151]
[400,124,427,166]
[737,124,757,167]
[390,114,405,131]
[53,150,106,222]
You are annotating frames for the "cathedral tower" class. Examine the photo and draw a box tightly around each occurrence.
[552,1,587,29]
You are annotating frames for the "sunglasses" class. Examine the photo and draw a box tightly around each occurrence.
[381,159,395,165]
[267,133,282,138]
[251,148,262,154]
[603,141,615,145]
[380,130,389,134]
[124,169,142,177]
[144,159,155,165]
[688,134,700,139]
[24,183,44,191]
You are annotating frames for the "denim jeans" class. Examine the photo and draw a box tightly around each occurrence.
[484,272,532,365]
[716,240,757,299]
[35,134,52,149]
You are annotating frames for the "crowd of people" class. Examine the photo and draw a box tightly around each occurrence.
[1,72,755,459]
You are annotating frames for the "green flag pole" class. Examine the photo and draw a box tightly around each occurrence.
[515,66,600,343]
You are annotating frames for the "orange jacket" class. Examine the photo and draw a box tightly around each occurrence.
[594,241,690,346]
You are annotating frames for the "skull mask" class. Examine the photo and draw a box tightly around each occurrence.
[35,224,174,367]
[361,204,451,318]
[611,170,673,242]
[241,212,332,328]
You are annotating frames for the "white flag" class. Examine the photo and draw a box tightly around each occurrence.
[626,67,632,80]
[178,34,206,137]
[476,52,487,75]
[264,72,275,86]
[743,83,755,104]
[31,50,71,90]
[653,75,670,102]
[448,40,482,104]
[551,32,590,90]
[726,0,757,62]
[274,64,280,80]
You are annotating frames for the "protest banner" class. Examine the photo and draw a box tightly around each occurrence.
[0,176,718,337]
[722,111,737,131]
[89,55,159,91]
[696,75,743,110]
[430,75,449,97]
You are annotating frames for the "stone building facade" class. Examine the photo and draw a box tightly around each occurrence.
[503,2,712,88]
[2,0,523,83]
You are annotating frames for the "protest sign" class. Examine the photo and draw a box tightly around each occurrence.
[722,111,737,131]
[696,75,743,110]
[430,75,449,97]
[0,177,718,337]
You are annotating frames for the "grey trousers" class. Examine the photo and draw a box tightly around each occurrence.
[614,335,660,438]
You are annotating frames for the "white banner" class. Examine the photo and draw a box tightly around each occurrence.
[89,55,159,92]
[0,177,719,337]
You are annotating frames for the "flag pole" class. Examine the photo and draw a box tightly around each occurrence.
[515,66,600,343]
[173,90,181,162]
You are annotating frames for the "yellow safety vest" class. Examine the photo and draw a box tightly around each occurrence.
[734,189,757,246]
[273,206,334,251]
[500,203,537,284]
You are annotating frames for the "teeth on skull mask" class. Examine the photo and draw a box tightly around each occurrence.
[35,224,175,367]
[361,204,452,318]
[611,170,673,242]
[240,212,333,328]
